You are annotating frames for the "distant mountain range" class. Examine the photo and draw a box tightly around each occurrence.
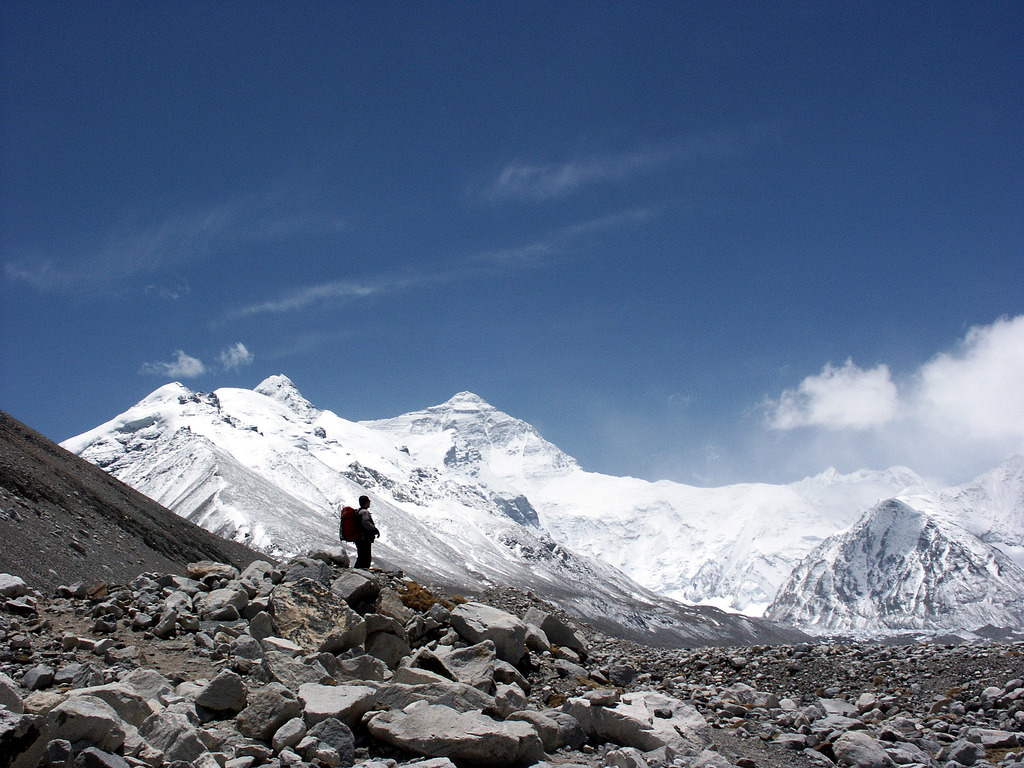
[64,375,1024,637]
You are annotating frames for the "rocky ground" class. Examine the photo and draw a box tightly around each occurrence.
[1,552,1022,768]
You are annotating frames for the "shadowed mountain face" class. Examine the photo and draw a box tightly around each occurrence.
[0,410,265,595]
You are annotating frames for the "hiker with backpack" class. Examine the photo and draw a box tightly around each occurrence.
[340,495,380,569]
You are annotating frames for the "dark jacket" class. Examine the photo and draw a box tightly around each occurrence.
[357,507,379,542]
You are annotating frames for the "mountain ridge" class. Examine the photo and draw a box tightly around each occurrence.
[63,375,1024,637]
[63,377,802,646]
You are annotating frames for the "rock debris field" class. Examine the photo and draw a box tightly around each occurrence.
[1,551,1022,768]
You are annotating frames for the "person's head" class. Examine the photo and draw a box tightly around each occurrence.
[359,495,371,508]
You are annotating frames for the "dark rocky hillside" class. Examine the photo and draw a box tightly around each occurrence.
[0,410,265,595]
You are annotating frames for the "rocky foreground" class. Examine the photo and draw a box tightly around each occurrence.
[1,552,1022,768]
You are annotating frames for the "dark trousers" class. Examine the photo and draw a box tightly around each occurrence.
[355,539,372,569]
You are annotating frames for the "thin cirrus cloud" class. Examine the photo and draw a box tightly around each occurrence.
[487,124,779,202]
[5,207,235,294]
[764,315,1024,445]
[140,343,254,378]
[234,281,386,317]
[4,197,349,297]
[236,208,657,318]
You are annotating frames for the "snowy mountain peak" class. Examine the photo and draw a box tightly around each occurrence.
[253,375,320,423]
[60,373,1024,638]
[363,393,580,481]
[767,497,1024,633]
[444,391,493,410]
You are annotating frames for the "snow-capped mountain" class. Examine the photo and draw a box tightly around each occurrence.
[899,455,1024,568]
[64,375,1024,637]
[63,377,800,646]
[766,496,1024,633]
[766,457,1024,634]
[362,389,925,616]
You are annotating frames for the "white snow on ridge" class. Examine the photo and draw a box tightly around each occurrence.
[767,498,1024,633]
[63,375,1024,636]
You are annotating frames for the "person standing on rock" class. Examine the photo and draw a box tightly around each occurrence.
[355,495,379,569]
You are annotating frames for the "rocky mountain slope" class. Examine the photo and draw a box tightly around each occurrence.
[0,410,264,596]
[2,403,1023,766]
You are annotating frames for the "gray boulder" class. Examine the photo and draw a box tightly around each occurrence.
[187,561,239,581]
[21,665,54,691]
[450,602,528,665]
[279,557,334,586]
[194,669,248,712]
[139,710,208,763]
[0,708,41,767]
[366,631,412,670]
[374,675,495,714]
[375,588,414,625]
[259,650,330,690]
[235,683,303,742]
[229,633,264,660]
[336,654,390,683]
[270,578,366,654]
[331,571,380,607]
[240,559,278,585]
[194,587,249,619]
[69,684,152,727]
[431,640,501,692]
[367,703,544,767]
[303,717,355,766]
[308,545,350,568]
[564,690,709,760]
[123,669,174,704]
[46,696,127,754]
[524,608,587,655]
[271,716,307,752]
[66,746,131,768]
[832,730,895,768]
[248,611,275,642]
[517,709,586,751]
[297,683,378,728]
[0,573,28,598]
[0,672,24,714]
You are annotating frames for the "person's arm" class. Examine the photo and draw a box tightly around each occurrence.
[360,509,380,538]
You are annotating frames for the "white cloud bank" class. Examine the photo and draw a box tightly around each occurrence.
[915,317,1024,442]
[762,315,1024,483]
[767,359,900,430]
[141,342,254,378]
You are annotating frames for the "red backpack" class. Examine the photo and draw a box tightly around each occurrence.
[339,506,360,542]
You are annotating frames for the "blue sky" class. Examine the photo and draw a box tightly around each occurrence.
[2,2,1022,487]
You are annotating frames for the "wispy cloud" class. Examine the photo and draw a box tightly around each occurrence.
[234,280,385,317]
[236,208,657,318]
[140,342,255,378]
[140,350,207,378]
[4,194,351,297]
[487,124,778,202]
[218,342,254,370]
